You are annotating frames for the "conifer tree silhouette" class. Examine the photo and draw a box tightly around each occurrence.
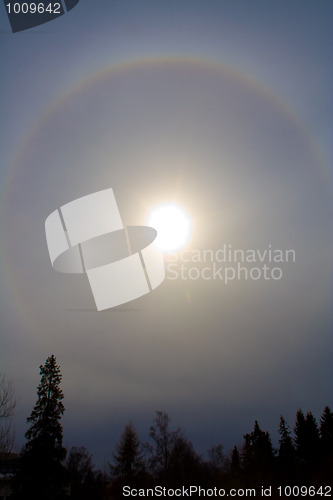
[11,355,67,500]
[278,415,295,463]
[294,409,320,463]
[320,406,333,457]
[277,415,295,482]
[110,422,145,483]
[242,420,275,486]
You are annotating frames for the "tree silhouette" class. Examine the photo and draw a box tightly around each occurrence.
[0,375,16,421]
[294,409,305,454]
[207,443,225,473]
[304,412,320,462]
[168,433,203,486]
[243,421,274,465]
[278,415,295,460]
[110,422,145,484]
[294,409,320,464]
[11,355,67,499]
[0,374,16,457]
[230,445,241,475]
[320,406,333,456]
[319,406,333,480]
[242,420,275,485]
[148,410,180,480]
[67,446,103,500]
[277,415,295,481]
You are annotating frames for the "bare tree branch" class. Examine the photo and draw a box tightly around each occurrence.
[0,374,16,420]
[0,374,16,456]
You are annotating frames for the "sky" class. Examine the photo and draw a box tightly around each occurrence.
[0,0,332,469]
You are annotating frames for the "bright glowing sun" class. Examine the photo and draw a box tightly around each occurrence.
[146,203,192,253]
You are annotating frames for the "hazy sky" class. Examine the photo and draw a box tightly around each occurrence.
[0,0,332,468]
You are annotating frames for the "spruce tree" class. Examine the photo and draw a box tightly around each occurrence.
[110,422,145,483]
[294,409,306,460]
[11,355,67,499]
[319,406,333,479]
[304,412,320,462]
[243,420,275,467]
[294,409,320,463]
[278,415,295,463]
[320,406,333,456]
[242,420,275,486]
[230,445,241,475]
[278,415,295,481]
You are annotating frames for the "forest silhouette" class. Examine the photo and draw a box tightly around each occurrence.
[1,355,332,499]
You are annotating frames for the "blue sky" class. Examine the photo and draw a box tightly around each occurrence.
[0,0,332,468]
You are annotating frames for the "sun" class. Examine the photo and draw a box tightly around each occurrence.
[146,202,192,253]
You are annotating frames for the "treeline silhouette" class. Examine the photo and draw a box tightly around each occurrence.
[1,356,332,499]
